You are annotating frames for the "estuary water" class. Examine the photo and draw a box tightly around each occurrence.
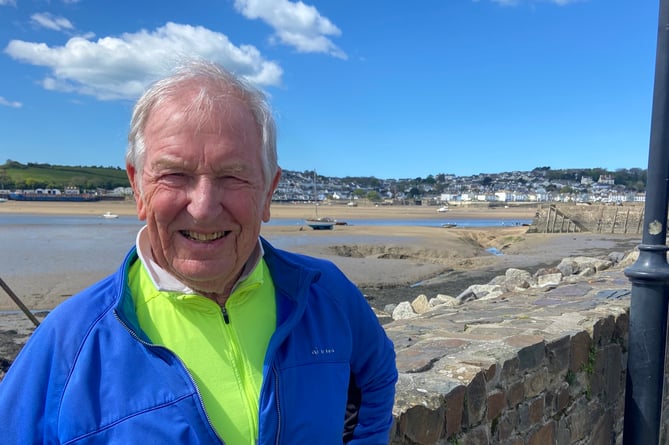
[0,213,531,308]
[0,213,531,279]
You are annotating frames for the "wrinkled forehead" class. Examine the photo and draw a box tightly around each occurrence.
[150,83,259,135]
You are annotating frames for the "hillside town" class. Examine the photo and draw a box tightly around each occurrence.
[0,167,647,206]
[273,168,646,206]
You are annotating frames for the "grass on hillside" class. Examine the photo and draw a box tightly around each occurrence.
[0,161,129,190]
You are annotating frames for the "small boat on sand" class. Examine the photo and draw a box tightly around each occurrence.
[304,171,336,230]
[305,216,336,230]
[102,211,119,219]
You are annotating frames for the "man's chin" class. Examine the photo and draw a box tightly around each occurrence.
[173,266,234,295]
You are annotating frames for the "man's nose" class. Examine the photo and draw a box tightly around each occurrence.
[188,177,222,219]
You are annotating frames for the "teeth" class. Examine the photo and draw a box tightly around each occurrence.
[181,231,227,241]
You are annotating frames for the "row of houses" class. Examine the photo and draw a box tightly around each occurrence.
[1,171,646,205]
[274,170,647,205]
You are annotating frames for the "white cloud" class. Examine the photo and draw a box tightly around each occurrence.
[0,96,22,108]
[31,13,74,32]
[234,0,346,59]
[4,22,283,101]
[0,0,17,5]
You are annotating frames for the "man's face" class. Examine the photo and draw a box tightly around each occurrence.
[127,92,278,296]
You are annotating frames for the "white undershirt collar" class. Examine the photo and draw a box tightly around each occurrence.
[135,225,263,294]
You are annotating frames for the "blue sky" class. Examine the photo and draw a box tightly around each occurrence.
[0,0,660,179]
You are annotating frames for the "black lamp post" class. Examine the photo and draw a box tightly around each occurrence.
[623,1,669,443]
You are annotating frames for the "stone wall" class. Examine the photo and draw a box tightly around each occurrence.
[529,204,644,234]
[384,250,668,444]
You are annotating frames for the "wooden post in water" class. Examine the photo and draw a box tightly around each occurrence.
[612,208,619,234]
[544,205,552,233]
[0,276,40,327]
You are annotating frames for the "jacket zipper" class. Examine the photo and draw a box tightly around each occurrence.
[113,311,224,444]
[273,364,281,445]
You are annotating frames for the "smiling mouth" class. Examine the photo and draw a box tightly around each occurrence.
[180,230,230,242]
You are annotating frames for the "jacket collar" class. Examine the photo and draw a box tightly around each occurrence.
[115,239,321,337]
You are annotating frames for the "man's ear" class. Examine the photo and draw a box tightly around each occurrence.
[126,163,146,220]
[262,168,282,223]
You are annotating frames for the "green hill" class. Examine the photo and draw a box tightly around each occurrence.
[0,160,130,191]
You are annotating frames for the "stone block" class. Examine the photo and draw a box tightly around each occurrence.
[569,331,592,373]
[546,335,571,375]
[556,382,571,413]
[527,421,556,445]
[428,294,457,308]
[392,301,417,320]
[395,338,468,373]
[590,411,613,445]
[503,268,534,291]
[592,343,623,405]
[536,273,562,288]
[528,395,545,424]
[557,258,577,276]
[487,390,505,421]
[493,410,518,442]
[556,416,571,445]
[502,379,523,410]
[461,425,489,445]
[524,367,549,398]
[614,310,629,350]
[593,314,615,347]
[505,335,545,371]
[501,356,519,381]
[464,371,487,427]
[411,294,431,314]
[398,404,445,445]
[445,385,466,438]
[544,388,556,417]
[565,400,590,442]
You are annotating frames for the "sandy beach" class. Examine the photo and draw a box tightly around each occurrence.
[0,199,640,312]
[0,199,642,371]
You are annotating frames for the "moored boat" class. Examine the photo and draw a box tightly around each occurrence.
[305,171,336,230]
[305,216,336,230]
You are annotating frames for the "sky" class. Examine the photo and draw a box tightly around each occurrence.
[0,0,661,179]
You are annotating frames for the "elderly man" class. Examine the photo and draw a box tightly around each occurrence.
[0,61,397,444]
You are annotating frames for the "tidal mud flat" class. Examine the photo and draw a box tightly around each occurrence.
[0,201,641,371]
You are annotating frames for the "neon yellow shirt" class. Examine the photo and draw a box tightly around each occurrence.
[128,258,276,445]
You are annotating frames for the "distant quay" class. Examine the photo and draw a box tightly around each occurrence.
[7,192,100,203]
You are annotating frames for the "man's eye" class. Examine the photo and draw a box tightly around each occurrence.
[220,176,248,187]
[160,173,187,184]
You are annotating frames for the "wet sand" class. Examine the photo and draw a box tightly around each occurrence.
[0,200,641,371]
[0,200,639,312]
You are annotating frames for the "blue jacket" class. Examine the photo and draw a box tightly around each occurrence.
[0,239,397,444]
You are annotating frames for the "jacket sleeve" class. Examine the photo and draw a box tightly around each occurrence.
[347,287,398,444]
[0,319,64,444]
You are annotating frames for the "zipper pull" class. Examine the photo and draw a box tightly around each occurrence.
[221,306,230,324]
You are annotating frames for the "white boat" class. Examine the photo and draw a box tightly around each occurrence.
[305,172,335,230]
[0,198,7,203]
[305,216,336,230]
[102,211,119,219]
[437,206,449,212]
